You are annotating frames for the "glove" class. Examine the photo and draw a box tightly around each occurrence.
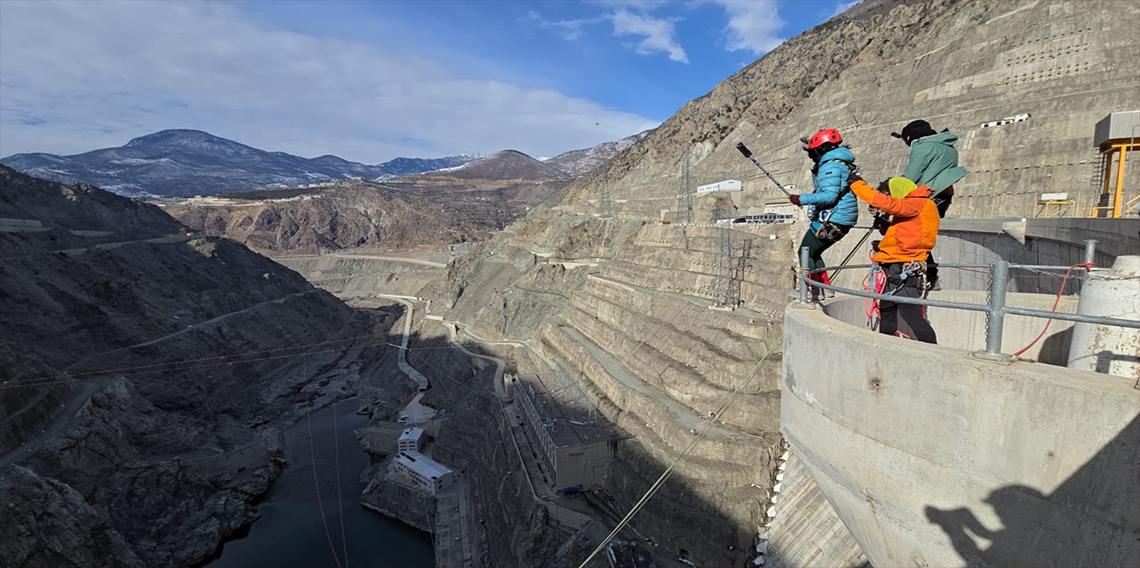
[872,214,891,235]
[788,194,801,206]
[847,168,864,186]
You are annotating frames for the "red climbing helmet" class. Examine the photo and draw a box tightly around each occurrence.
[806,128,842,149]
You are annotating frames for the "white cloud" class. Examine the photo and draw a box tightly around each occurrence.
[526,11,601,41]
[0,1,659,162]
[715,0,786,55]
[610,9,689,64]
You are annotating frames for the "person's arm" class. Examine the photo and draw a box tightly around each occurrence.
[850,179,925,217]
[798,162,849,207]
[902,145,935,184]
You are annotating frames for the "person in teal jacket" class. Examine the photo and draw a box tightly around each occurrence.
[787,128,858,294]
[892,120,968,218]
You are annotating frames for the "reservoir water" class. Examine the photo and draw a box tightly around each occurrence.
[205,399,435,568]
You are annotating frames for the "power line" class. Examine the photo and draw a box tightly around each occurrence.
[333,397,350,568]
[576,333,784,568]
[3,333,492,391]
[305,352,344,568]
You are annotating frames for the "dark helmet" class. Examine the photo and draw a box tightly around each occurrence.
[891,120,938,145]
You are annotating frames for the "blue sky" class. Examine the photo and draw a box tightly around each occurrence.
[0,1,858,163]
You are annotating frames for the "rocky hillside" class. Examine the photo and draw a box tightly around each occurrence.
[568,0,1138,221]
[412,1,1140,566]
[543,131,650,177]
[0,129,473,198]
[161,151,574,255]
[0,165,365,566]
[402,149,571,184]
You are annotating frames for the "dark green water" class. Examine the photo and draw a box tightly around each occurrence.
[205,400,435,568]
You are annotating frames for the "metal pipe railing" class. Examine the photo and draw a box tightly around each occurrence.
[797,239,1140,358]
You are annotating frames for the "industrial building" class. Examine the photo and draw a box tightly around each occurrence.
[511,373,622,491]
[697,179,742,194]
[394,451,455,495]
[398,427,424,453]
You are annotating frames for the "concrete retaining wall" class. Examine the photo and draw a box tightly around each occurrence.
[829,217,1140,294]
[781,303,1140,567]
[821,292,1080,364]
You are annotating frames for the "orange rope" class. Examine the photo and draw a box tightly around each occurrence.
[1012,262,1093,357]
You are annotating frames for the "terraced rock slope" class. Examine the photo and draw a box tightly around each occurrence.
[420,1,1140,565]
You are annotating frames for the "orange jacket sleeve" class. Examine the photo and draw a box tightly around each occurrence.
[850,180,927,218]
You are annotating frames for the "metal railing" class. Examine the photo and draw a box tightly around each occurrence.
[798,240,1140,359]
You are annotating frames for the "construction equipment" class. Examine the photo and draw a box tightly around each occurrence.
[735,142,799,206]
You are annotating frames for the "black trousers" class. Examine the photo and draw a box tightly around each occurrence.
[879,263,937,344]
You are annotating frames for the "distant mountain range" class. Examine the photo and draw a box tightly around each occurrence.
[0,129,473,197]
[0,128,652,198]
[403,149,572,183]
[542,130,650,177]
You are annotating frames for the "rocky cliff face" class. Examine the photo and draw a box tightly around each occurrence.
[0,165,364,566]
[161,153,572,254]
[418,1,1140,566]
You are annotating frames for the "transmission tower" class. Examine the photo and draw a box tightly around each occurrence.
[706,197,743,307]
[599,166,614,219]
[673,145,693,224]
[732,238,752,308]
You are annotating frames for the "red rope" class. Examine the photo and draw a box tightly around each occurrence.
[1012,262,1094,357]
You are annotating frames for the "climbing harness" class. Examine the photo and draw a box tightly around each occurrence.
[890,260,928,295]
[864,260,928,333]
[863,265,888,330]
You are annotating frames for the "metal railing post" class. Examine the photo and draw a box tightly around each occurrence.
[985,260,1010,355]
[1084,239,1097,266]
[799,247,810,304]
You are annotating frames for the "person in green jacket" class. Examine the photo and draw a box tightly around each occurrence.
[891,119,968,218]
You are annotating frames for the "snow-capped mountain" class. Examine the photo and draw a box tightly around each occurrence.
[0,129,473,197]
[542,130,651,177]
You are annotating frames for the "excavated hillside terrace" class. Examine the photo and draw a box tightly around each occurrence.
[408,209,797,565]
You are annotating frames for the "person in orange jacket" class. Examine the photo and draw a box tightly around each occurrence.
[848,175,939,344]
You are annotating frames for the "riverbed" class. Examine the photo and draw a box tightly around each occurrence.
[205,399,435,568]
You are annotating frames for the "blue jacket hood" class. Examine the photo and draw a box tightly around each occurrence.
[820,146,855,164]
[798,146,859,226]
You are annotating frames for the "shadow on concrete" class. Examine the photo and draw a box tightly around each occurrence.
[399,327,756,568]
[925,415,1140,567]
[1036,325,1073,366]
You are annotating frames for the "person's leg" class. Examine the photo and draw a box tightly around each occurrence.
[896,284,938,343]
[799,229,825,300]
[799,228,826,272]
[878,299,899,336]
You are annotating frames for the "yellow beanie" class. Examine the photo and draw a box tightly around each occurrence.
[888,177,918,199]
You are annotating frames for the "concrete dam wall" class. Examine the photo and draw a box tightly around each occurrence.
[782,292,1139,567]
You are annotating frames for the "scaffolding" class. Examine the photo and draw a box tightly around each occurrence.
[1089,111,1139,218]
[1090,142,1140,218]
[673,145,693,224]
[599,166,614,219]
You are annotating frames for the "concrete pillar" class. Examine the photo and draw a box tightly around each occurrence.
[1067,256,1140,379]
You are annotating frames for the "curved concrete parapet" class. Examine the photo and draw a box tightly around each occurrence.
[781,298,1140,568]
